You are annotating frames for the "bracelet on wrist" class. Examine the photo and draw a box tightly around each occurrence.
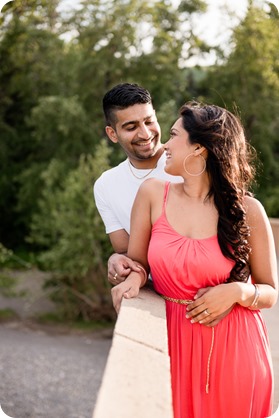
[136,264,148,286]
[248,283,260,309]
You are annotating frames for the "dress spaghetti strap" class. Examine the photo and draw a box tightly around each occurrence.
[163,181,171,212]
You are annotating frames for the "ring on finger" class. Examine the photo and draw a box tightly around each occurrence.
[113,273,118,280]
[204,309,210,315]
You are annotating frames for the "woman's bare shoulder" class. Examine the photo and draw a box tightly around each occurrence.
[244,195,268,225]
[138,178,168,193]
[244,195,264,211]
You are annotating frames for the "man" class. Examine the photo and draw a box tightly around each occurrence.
[94,83,181,284]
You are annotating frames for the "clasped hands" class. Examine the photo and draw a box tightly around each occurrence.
[109,253,147,313]
[108,253,235,324]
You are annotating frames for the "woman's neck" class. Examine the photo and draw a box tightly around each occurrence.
[181,176,211,202]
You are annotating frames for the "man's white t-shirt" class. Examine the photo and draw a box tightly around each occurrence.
[94,153,181,234]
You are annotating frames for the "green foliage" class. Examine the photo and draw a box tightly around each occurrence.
[263,187,279,217]
[156,99,178,143]
[27,95,95,160]
[0,308,18,321]
[178,0,207,14]
[0,273,19,297]
[0,0,74,246]
[0,244,13,264]
[15,95,95,239]
[0,243,34,269]
[65,0,207,115]
[199,4,279,215]
[28,141,114,320]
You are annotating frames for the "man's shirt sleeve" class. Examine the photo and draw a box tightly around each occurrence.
[93,178,123,234]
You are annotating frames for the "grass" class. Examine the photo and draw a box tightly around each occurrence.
[36,312,115,331]
[0,246,37,269]
[0,308,18,321]
[0,273,19,297]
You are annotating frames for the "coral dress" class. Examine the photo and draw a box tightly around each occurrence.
[148,182,273,418]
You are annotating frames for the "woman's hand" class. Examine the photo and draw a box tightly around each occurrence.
[111,272,143,314]
[186,284,238,327]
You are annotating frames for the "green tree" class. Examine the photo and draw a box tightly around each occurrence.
[0,0,73,246]
[200,3,279,215]
[66,0,208,135]
[14,95,96,237]
[28,141,113,320]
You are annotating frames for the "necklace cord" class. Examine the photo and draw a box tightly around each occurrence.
[128,160,157,179]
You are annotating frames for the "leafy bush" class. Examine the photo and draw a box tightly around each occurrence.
[29,140,114,321]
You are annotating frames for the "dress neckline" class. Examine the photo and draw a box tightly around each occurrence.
[159,181,217,241]
[161,212,218,241]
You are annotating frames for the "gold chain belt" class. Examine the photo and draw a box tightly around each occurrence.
[160,293,214,394]
[160,294,193,305]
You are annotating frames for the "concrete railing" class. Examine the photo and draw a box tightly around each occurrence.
[270,218,279,257]
[92,285,173,418]
[93,218,279,418]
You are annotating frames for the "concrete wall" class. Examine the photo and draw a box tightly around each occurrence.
[270,218,279,257]
[92,285,173,418]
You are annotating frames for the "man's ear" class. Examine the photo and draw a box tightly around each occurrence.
[105,126,118,144]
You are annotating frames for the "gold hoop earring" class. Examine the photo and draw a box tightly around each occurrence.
[183,153,206,176]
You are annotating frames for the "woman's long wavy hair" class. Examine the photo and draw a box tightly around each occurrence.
[180,101,256,282]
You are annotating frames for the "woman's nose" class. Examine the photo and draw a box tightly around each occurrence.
[164,139,170,149]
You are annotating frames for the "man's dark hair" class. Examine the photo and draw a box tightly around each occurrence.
[103,83,152,127]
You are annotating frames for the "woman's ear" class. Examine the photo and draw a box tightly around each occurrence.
[105,126,118,143]
[194,145,206,155]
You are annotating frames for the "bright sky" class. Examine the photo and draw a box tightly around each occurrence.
[192,0,248,41]
[185,0,249,65]
[187,0,279,45]
[59,0,279,65]
[182,0,279,65]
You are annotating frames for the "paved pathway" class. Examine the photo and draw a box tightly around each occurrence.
[0,269,113,418]
[0,322,112,418]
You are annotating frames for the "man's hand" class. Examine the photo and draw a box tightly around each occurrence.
[108,253,143,285]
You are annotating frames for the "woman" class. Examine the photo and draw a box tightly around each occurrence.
[111,102,278,418]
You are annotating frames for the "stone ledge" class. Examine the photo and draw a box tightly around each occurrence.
[270,218,279,257]
[92,286,173,418]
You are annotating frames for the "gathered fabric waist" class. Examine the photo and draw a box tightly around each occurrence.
[159,292,215,394]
